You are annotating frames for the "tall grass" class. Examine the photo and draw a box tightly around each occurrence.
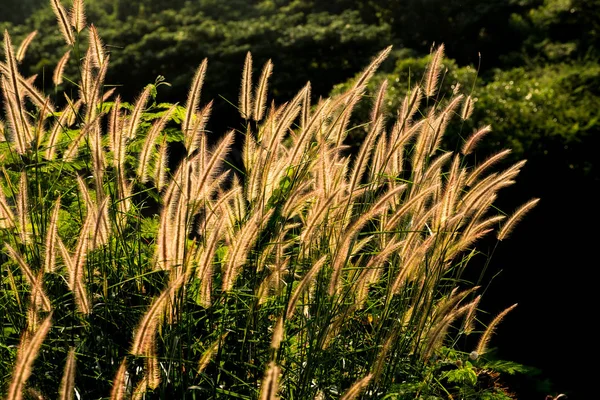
[0,1,537,398]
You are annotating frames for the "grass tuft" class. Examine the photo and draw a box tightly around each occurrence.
[0,2,536,398]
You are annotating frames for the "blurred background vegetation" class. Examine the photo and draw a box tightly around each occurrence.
[1,0,597,397]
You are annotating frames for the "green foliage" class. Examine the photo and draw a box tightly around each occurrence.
[481,359,532,376]
[331,50,600,182]
[472,62,600,177]
[445,364,478,387]
[1,0,391,109]
[383,348,528,399]
[516,0,600,62]
[0,0,41,24]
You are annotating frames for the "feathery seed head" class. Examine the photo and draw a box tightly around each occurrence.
[425,44,444,98]
[51,0,75,46]
[70,0,87,33]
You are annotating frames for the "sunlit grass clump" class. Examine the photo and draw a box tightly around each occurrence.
[0,1,537,399]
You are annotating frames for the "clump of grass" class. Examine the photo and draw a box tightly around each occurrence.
[0,1,537,398]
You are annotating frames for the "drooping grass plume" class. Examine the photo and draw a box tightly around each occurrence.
[78,49,93,104]
[370,79,388,122]
[348,115,383,194]
[222,209,274,292]
[465,149,512,186]
[372,332,396,382]
[83,53,109,122]
[264,83,309,159]
[340,373,373,400]
[109,358,128,400]
[498,198,540,240]
[185,100,212,155]
[0,60,55,112]
[145,344,161,389]
[372,133,387,179]
[329,185,406,296]
[331,90,361,148]
[137,104,176,183]
[91,195,110,248]
[461,94,474,120]
[53,50,71,86]
[76,175,94,217]
[0,80,25,154]
[270,316,284,350]
[45,95,77,141]
[463,295,481,335]
[352,45,392,93]
[58,347,77,400]
[125,86,150,140]
[5,244,52,312]
[168,168,191,273]
[398,85,422,128]
[43,197,61,273]
[288,96,329,166]
[153,136,169,190]
[25,75,37,85]
[462,125,492,155]
[197,333,228,374]
[384,183,439,231]
[58,231,91,315]
[390,236,437,295]
[16,172,30,244]
[0,178,16,228]
[154,192,173,271]
[195,221,225,306]
[428,94,463,156]
[16,31,37,63]
[190,129,234,202]
[259,361,281,400]
[286,256,327,318]
[6,313,52,400]
[422,297,479,360]
[3,31,33,152]
[132,379,147,400]
[90,119,106,189]
[50,0,75,46]
[436,155,462,227]
[56,184,92,306]
[476,304,518,355]
[108,95,124,167]
[130,274,185,355]
[102,87,116,102]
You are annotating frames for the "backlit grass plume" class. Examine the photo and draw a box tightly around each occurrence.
[0,2,536,398]
[6,314,52,400]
